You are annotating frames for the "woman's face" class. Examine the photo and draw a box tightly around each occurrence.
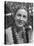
[14,9,28,27]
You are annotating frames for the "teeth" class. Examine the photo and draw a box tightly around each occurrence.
[19,23,22,24]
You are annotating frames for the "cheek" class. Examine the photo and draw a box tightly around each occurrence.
[23,18,27,22]
[15,16,20,20]
[24,18,27,22]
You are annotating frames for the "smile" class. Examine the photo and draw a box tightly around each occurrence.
[19,22,23,25]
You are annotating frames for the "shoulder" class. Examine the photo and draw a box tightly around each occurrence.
[6,27,12,34]
[5,27,14,44]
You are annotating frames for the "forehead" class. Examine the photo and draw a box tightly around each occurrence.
[16,9,27,15]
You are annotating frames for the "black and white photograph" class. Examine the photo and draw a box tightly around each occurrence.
[4,1,33,44]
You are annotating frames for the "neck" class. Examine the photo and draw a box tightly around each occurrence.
[16,26,23,33]
[13,23,25,33]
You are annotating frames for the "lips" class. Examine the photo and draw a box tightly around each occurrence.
[17,20,24,25]
[19,22,23,25]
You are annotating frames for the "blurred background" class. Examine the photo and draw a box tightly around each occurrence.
[4,1,33,29]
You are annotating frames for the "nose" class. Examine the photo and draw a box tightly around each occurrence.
[20,17,23,20]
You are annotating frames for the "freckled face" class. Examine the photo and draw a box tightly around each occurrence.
[14,9,28,27]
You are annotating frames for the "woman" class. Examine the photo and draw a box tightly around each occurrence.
[5,6,32,44]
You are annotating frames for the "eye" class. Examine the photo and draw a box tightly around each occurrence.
[23,15,26,18]
[17,14,21,16]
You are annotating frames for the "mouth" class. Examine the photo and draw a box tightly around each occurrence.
[19,22,23,25]
[16,20,25,26]
[18,20,24,25]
